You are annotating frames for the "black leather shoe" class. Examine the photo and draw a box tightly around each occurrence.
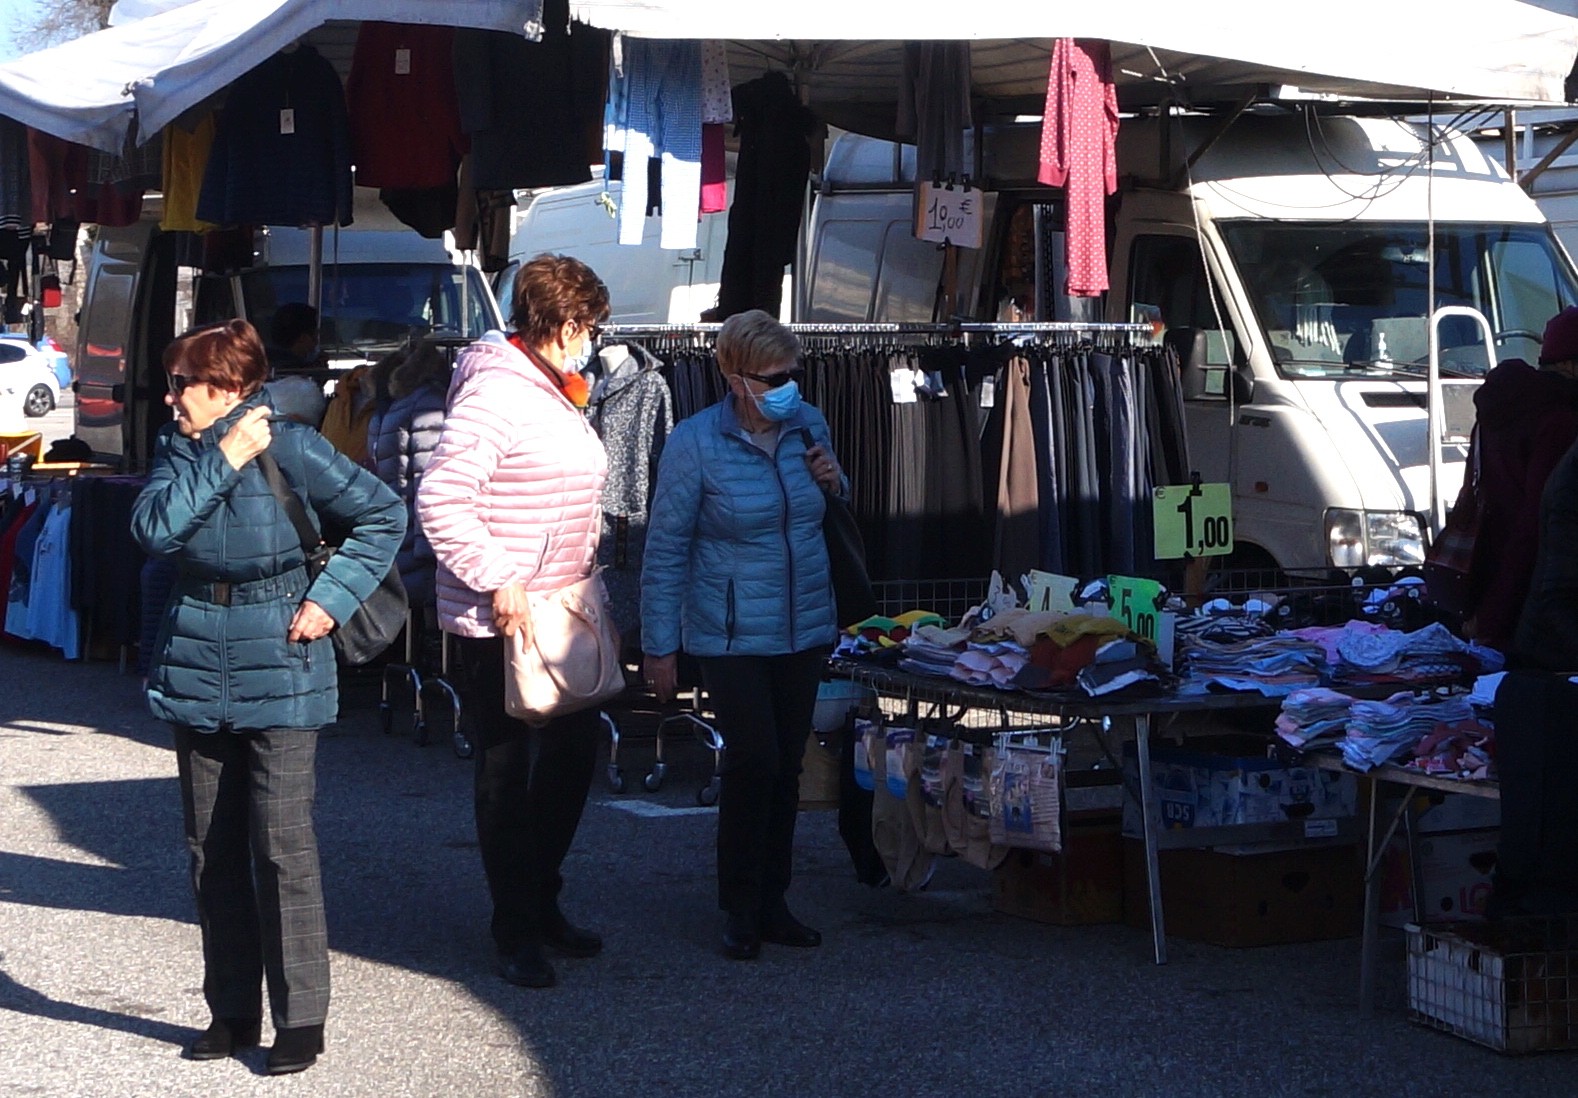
[542,910,603,958]
[722,913,761,960]
[185,1017,261,1061]
[501,943,557,988]
[265,1025,323,1075]
[760,905,822,948]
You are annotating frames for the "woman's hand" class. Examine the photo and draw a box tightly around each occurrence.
[644,653,679,703]
[804,444,843,493]
[493,582,532,639]
[218,405,273,470]
[288,600,335,643]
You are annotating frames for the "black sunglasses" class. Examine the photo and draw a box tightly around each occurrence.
[741,367,804,390]
[167,372,197,395]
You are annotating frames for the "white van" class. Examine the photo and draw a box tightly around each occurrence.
[496,171,729,324]
[806,116,1578,574]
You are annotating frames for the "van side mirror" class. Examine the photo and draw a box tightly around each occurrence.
[1170,326,1253,403]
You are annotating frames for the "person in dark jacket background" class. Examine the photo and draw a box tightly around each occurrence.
[367,339,453,608]
[1452,307,1578,650]
[642,310,844,961]
[131,320,403,1074]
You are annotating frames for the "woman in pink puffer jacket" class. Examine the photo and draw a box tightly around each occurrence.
[416,254,610,991]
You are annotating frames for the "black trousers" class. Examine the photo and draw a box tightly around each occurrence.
[699,647,827,916]
[172,725,328,1030]
[454,634,601,954]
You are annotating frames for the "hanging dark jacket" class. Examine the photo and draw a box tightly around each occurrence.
[132,394,405,731]
[196,44,353,228]
[1515,435,1578,670]
[368,349,453,607]
[1458,359,1578,649]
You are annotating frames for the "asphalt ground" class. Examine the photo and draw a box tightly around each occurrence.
[2,645,1576,1097]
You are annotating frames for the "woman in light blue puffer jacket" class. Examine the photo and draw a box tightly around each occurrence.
[642,310,844,962]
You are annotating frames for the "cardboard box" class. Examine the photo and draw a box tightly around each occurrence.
[994,818,1124,925]
[1383,791,1501,835]
[1380,828,1499,928]
[1120,736,1357,837]
[1123,838,1362,947]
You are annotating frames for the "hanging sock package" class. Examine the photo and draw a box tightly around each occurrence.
[853,715,880,792]
[987,741,1063,853]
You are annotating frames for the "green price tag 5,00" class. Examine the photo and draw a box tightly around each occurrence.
[1152,483,1234,560]
[1107,575,1165,642]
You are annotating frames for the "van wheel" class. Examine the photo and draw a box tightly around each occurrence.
[23,385,54,417]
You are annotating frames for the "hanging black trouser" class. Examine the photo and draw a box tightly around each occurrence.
[1490,670,1578,917]
[699,646,828,917]
[454,634,602,954]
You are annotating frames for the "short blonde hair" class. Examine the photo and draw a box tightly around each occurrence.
[715,310,801,377]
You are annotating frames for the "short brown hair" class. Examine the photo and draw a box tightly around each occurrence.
[164,319,269,396]
[716,310,802,377]
[509,253,611,348]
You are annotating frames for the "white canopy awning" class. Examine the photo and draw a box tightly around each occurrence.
[573,1,1578,108]
[0,0,544,152]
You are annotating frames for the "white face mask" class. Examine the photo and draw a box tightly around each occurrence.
[564,349,592,374]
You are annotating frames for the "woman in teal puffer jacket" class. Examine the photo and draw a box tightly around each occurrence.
[131,320,404,1075]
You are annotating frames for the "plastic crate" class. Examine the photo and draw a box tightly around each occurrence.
[1407,918,1578,1053]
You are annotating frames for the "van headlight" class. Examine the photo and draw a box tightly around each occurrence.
[1325,509,1425,568]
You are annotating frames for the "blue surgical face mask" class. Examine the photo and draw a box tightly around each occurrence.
[564,349,591,375]
[754,379,802,422]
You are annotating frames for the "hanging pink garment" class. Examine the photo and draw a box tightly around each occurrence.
[700,123,726,214]
[1038,39,1119,297]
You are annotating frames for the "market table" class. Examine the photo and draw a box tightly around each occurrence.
[1301,753,1500,1015]
[829,658,1299,965]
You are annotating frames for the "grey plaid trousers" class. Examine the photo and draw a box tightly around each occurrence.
[173,725,329,1029]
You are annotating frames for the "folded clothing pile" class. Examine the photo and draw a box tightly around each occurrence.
[1407,718,1495,779]
[840,610,947,656]
[1178,633,1330,696]
[1341,691,1475,771]
[1334,621,1502,685]
[1275,687,1356,749]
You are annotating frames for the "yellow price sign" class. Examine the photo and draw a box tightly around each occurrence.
[1024,570,1078,614]
[1152,483,1234,560]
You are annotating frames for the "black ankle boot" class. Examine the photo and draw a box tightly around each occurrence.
[185,1016,262,1060]
[542,907,603,958]
[501,941,557,988]
[760,902,821,948]
[722,912,761,960]
[265,1025,324,1075]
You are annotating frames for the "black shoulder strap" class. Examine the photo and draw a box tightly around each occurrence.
[256,451,321,554]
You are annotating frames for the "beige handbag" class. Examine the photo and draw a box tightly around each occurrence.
[504,571,626,725]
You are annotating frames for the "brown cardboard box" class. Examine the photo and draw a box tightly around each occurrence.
[993,819,1124,925]
[1122,838,1362,947]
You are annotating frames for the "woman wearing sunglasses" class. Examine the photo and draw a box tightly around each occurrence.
[132,320,404,1074]
[642,309,845,960]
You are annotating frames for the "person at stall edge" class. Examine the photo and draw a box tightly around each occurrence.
[642,308,845,960]
[130,319,404,1074]
[416,253,610,990]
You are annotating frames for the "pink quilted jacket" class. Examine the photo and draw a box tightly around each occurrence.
[416,333,607,637]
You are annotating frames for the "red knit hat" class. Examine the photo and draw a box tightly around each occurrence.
[1540,306,1578,365]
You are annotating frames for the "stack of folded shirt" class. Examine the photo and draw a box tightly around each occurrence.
[897,638,962,679]
[1275,687,1356,749]
[1406,718,1495,779]
[1178,634,1330,695]
[950,644,1029,688]
[1334,621,1502,685]
[1341,692,1475,771]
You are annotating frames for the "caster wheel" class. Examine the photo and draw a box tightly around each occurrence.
[452,731,474,759]
[696,778,720,807]
[379,704,393,735]
[642,762,667,793]
[606,765,627,794]
[412,719,428,747]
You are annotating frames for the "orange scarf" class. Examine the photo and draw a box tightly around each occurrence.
[508,333,590,409]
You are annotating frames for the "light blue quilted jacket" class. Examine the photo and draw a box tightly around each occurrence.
[641,395,838,658]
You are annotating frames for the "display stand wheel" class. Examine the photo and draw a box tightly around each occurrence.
[412,719,428,747]
[696,776,720,807]
[378,703,393,736]
[452,730,474,759]
[606,764,627,794]
[643,761,667,793]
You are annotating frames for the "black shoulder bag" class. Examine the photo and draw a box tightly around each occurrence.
[796,428,877,627]
[258,452,408,666]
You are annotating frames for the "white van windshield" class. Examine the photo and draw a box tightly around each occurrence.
[242,263,496,352]
[1219,221,1578,379]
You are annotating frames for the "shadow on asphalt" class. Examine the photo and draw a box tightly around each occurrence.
[0,961,195,1050]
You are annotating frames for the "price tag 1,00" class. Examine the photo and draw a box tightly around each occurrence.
[1107,574,1165,644]
[1152,483,1234,560]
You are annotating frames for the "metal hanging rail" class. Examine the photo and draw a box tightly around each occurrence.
[599,321,1154,337]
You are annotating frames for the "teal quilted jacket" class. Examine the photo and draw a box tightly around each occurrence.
[132,393,405,731]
